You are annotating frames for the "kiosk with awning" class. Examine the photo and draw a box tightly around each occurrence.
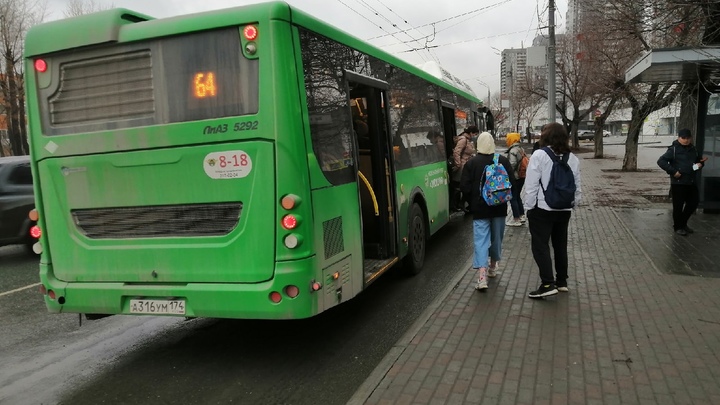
[626,47,720,211]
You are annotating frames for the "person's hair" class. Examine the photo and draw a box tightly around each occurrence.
[426,129,441,141]
[539,123,570,154]
[678,128,692,138]
[466,125,480,134]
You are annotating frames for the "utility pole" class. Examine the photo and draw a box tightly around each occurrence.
[508,69,514,133]
[547,0,556,124]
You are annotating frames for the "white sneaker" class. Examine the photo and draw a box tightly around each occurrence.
[520,215,527,223]
[475,268,488,290]
[488,261,499,278]
[507,218,523,227]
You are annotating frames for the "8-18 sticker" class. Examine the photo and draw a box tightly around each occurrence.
[203,150,252,179]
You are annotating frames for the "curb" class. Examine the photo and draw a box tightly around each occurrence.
[346,253,474,405]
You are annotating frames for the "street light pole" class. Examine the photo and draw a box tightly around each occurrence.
[475,79,491,110]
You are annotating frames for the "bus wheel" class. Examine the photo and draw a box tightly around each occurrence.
[403,203,426,275]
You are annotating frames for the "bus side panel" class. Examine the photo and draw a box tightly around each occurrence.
[310,184,363,310]
[394,163,450,259]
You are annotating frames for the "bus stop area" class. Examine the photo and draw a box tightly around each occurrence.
[349,141,720,404]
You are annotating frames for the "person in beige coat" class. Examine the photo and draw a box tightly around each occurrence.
[451,126,478,211]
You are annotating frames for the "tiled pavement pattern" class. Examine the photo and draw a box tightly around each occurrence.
[350,141,720,405]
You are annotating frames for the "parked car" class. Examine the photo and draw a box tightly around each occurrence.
[603,130,611,137]
[0,155,37,252]
[578,131,594,141]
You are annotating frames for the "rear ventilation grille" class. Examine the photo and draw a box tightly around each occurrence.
[71,203,242,239]
[322,216,344,259]
[50,50,155,126]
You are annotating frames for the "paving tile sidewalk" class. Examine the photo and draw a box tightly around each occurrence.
[349,147,720,405]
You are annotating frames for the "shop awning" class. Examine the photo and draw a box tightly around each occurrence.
[625,47,720,84]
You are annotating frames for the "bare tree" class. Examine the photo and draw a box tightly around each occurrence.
[565,0,710,170]
[0,0,46,157]
[64,0,113,18]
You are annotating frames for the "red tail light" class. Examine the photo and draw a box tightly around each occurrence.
[281,214,298,230]
[243,25,258,41]
[269,291,282,303]
[30,226,42,239]
[34,59,48,72]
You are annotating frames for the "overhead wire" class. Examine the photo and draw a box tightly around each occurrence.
[336,0,429,62]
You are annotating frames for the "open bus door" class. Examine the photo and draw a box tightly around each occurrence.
[441,104,459,211]
[345,72,398,284]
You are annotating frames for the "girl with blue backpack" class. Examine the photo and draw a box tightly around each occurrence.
[460,131,515,291]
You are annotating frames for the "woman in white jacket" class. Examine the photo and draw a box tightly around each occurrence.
[523,123,582,298]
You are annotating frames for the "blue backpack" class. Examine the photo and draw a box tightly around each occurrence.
[541,147,576,209]
[481,153,513,206]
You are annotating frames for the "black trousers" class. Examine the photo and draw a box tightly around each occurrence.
[527,208,572,286]
[671,184,699,230]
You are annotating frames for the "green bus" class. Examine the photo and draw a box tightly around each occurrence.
[24,2,482,320]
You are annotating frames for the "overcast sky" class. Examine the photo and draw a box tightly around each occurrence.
[43,0,568,100]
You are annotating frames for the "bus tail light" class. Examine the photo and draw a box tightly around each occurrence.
[285,285,299,298]
[269,291,282,303]
[48,290,56,300]
[29,209,39,221]
[281,214,299,230]
[243,25,258,41]
[39,285,47,295]
[283,234,303,249]
[34,59,48,73]
[281,194,300,210]
[30,225,42,239]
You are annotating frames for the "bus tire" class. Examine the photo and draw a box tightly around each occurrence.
[403,202,426,275]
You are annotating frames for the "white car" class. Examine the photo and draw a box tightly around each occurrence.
[603,130,611,137]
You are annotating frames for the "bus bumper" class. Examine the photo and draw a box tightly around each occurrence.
[39,257,321,320]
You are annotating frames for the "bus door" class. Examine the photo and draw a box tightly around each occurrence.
[346,73,397,281]
[441,104,458,206]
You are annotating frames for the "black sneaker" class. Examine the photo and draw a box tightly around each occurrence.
[684,226,694,234]
[528,284,558,298]
[675,228,688,236]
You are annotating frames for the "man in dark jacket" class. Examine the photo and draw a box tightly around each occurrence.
[657,128,708,236]
[460,132,515,290]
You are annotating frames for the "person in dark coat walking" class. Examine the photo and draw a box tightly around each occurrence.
[460,131,515,290]
[657,128,708,236]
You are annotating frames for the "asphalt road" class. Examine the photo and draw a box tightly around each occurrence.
[0,214,474,405]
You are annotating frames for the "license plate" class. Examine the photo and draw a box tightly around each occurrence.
[129,299,186,315]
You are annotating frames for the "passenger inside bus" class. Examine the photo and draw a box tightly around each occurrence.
[354,118,370,149]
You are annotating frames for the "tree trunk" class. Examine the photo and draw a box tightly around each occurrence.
[5,55,23,156]
[594,116,605,158]
[621,114,644,171]
[677,83,698,136]
[18,79,27,152]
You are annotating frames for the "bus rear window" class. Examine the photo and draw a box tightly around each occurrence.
[162,28,259,122]
[36,28,259,135]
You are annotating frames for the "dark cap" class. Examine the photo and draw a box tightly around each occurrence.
[678,128,692,138]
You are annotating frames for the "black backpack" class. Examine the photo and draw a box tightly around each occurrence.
[541,147,576,209]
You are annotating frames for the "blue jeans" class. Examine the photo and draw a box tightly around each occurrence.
[472,216,506,268]
[510,179,525,218]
